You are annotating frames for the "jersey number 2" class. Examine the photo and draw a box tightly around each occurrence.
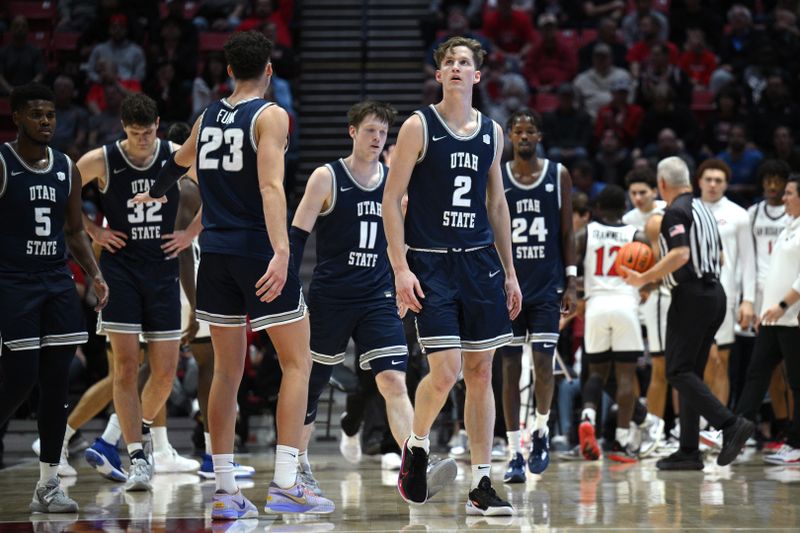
[198,127,244,171]
[595,245,621,276]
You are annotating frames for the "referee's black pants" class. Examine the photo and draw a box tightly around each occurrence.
[666,279,736,452]
[736,326,800,449]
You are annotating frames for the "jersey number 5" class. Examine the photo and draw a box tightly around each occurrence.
[595,245,621,276]
[198,127,244,171]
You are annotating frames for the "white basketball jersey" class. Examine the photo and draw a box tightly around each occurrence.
[704,197,753,301]
[748,201,788,290]
[583,220,639,299]
[622,200,667,231]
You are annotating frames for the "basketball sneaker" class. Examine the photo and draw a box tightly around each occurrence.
[153,446,200,474]
[124,458,153,492]
[198,454,256,479]
[465,476,515,516]
[381,452,402,471]
[339,428,362,464]
[427,455,457,498]
[211,490,259,520]
[29,476,78,513]
[528,430,550,474]
[297,463,324,496]
[763,444,800,466]
[700,429,722,450]
[607,440,638,463]
[718,417,755,466]
[764,437,787,453]
[578,419,600,461]
[84,437,127,482]
[655,449,703,471]
[503,452,525,483]
[398,438,428,505]
[264,481,335,514]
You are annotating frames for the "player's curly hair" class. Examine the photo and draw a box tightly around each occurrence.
[10,83,54,112]
[433,36,486,69]
[121,93,159,127]
[596,184,627,214]
[224,31,273,81]
[506,108,542,132]
[757,159,791,183]
[347,101,397,129]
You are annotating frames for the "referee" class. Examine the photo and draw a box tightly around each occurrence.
[622,157,754,470]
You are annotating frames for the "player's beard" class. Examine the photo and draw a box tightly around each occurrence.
[517,146,535,159]
[21,124,50,147]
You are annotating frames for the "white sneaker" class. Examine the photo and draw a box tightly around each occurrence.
[491,437,507,462]
[380,452,401,470]
[449,429,469,459]
[700,429,722,450]
[339,430,362,464]
[124,458,153,492]
[153,446,200,473]
[764,444,800,466]
[57,446,77,477]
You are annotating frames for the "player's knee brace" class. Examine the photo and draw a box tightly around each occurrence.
[305,363,334,425]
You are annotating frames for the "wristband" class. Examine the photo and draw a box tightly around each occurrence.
[149,155,190,198]
[779,300,788,310]
[565,265,577,278]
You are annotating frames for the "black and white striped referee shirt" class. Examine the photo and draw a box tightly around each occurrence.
[659,192,723,289]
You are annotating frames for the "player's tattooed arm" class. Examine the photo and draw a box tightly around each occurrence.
[559,165,577,317]
[66,162,109,311]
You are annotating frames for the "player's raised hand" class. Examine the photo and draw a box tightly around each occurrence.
[256,252,288,303]
[132,191,167,204]
[161,230,194,258]
[91,226,127,253]
[395,268,424,314]
[92,274,109,312]
[505,275,522,320]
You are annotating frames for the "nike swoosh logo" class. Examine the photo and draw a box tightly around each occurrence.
[391,359,403,365]
[340,187,353,192]
[235,498,247,510]
[283,492,308,505]
[10,170,23,176]
[113,168,126,174]
[543,343,555,348]
[489,270,501,278]
[504,188,512,193]
[432,135,447,141]
[306,410,316,417]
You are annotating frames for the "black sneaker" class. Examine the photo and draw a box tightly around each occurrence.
[656,449,704,471]
[466,476,515,516]
[398,438,428,504]
[718,417,755,466]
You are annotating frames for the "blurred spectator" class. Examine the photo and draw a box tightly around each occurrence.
[542,83,593,165]
[523,13,577,92]
[573,43,632,119]
[594,77,644,149]
[767,9,800,81]
[578,17,628,70]
[769,126,800,172]
[636,43,692,106]
[678,28,717,88]
[647,127,696,174]
[749,74,800,151]
[712,5,767,89]
[88,84,125,148]
[484,72,529,127]
[425,7,491,78]
[85,59,142,115]
[86,14,146,85]
[193,53,235,117]
[418,0,484,49]
[637,84,697,153]
[481,0,538,66]
[194,0,249,32]
[51,76,89,160]
[261,21,296,80]
[145,61,191,126]
[149,18,197,87]
[238,0,293,48]
[716,122,764,199]
[580,0,626,27]
[0,16,46,95]
[621,0,669,46]
[421,78,441,106]
[701,86,747,156]
[594,129,632,185]
[152,0,199,59]
[572,159,606,198]
[57,0,99,33]
[625,14,680,78]
[668,0,722,49]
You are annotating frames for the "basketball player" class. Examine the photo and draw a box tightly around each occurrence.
[576,185,647,463]
[0,83,108,512]
[383,36,522,516]
[697,159,755,409]
[497,109,577,483]
[134,31,333,519]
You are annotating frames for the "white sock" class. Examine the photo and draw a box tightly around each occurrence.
[409,432,430,454]
[39,461,59,483]
[506,430,522,455]
[151,426,169,454]
[615,427,630,447]
[298,450,311,471]
[63,425,76,446]
[273,444,299,489]
[582,408,596,426]
[700,416,708,430]
[533,410,550,438]
[204,432,212,456]
[471,464,491,489]
[101,413,122,445]
[213,453,237,494]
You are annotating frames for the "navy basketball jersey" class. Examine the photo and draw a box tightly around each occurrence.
[309,159,393,302]
[196,97,277,259]
[503,159,565,301]
[100,139,177,262]
[0,143,72,272]
[405,105,497,249]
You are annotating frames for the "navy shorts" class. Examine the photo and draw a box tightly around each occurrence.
[98,252,181,341]
[196,253,306,331]
[309,294,408,372]
[509,299,561,355]
[0,266,87,352]
[408,246,512,354]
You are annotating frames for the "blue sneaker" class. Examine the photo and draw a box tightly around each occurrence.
[85,437,126,482]
[264,481,335,514]
[211,490,258,520]
[503,452,526,483]
[199,454,256,480]
[527,430,550,474]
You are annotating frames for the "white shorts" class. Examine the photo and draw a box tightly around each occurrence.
[641,288,670,354]
[714,297,736,347]
[584,294,644,354]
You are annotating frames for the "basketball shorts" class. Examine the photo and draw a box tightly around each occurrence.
[641,288,670,355]
[309,294,408,372]
[584,293,644,362]
[0,266,87,352]
[509,299,560,356]
[98,252,181,342]
[196,253,306,331]
[714,295,736,348]
[408,246,512,354]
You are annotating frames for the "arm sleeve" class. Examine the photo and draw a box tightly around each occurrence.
[737,211,756,302]
[289,225,310,276]
[149,154,190,198]
[660,206,691,249]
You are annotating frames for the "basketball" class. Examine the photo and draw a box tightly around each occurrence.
[615,241,655,274]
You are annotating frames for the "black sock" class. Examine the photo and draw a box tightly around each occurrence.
[142,422,151,436]
[130,449,146,462]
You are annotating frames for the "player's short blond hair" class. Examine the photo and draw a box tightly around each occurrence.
[433,36,486,69]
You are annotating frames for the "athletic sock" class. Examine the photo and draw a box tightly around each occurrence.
[506,430,521,455]
[127,443,146,462]
[151,426,169,454]
[615,427,630,447]
[142,418,153,436]
[63,425,76,447]
[204,432,212,456]
[409,432,430,454]
[471,464,491,489]
[581,407,597,426]
[39,461,59,484]
[101,414,122,445]
[533,410,550,438]
[298,450,311,471]
[213,453,237,494]
[274,445,299,489]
